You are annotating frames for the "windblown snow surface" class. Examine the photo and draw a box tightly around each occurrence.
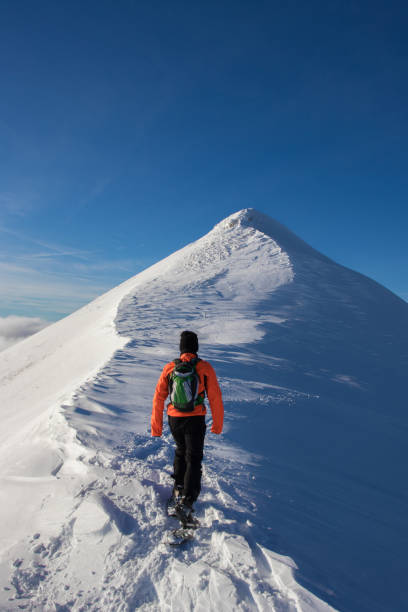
[0,209,407,612]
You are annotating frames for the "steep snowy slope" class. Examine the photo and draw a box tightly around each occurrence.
[0,209,407,611]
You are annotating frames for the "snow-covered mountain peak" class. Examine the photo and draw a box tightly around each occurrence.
[212,208,287,242]
[213,207,259,230]
[178,209,293,287]
[212,208,322,264]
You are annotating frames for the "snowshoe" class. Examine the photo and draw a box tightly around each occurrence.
[166,526,195,546]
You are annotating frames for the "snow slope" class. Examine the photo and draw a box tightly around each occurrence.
[0,209,407,611]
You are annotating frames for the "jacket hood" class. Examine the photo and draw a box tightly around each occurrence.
[180,352,198,361]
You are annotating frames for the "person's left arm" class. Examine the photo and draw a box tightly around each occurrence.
[151,364,171,436]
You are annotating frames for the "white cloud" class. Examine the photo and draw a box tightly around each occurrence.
[0,259,128,318]
[0,222,149,320]
[0,225,145,318]
[0,315,49,352]
[0,192,34,217]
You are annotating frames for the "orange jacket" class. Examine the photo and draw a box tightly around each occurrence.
[151,352,224,437]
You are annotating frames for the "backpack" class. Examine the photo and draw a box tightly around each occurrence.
[168,357,205,412]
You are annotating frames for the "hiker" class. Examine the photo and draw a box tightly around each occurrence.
[151,330,224,518]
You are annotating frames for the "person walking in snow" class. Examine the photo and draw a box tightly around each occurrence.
[151,331,224,520]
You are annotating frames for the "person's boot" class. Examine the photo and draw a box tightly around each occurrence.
[167,484,183,516]
[175,496,199,528]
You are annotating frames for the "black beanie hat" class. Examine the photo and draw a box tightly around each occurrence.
[180,330,199,354]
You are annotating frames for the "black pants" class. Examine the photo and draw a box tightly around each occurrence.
[168,415,206,503]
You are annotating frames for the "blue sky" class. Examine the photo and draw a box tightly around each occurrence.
[0,0,407,321]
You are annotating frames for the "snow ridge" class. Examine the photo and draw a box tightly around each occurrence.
[1,208,407,611]
[0,210,314,611]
